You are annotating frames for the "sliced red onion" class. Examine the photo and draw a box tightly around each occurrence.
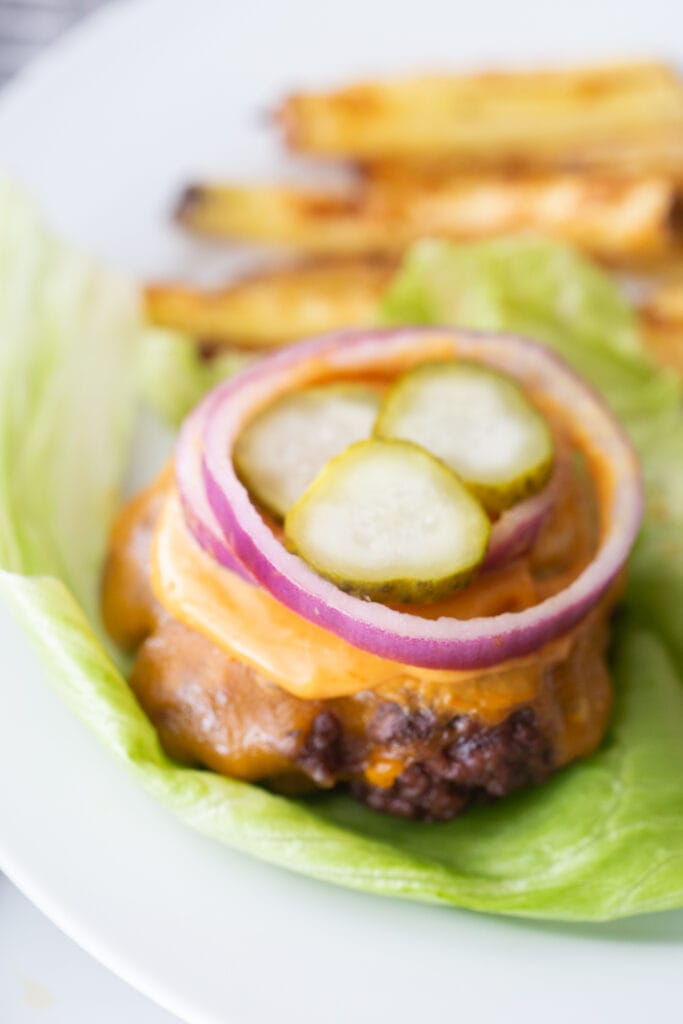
[175,405,254,583]
[179,327,642,670]
[483,452,567,571]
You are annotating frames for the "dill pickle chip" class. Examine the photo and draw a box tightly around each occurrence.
[234,384,381,519]
[285,438,490,603]
[375,360,554,512]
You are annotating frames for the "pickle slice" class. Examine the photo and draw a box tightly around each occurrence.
[285,439,490,603]
[375,361,554,513]
[234,384,380,520]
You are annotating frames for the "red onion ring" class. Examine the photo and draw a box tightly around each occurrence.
[179,327,642,670]
[482,451,568,571]
[175,405,254,583]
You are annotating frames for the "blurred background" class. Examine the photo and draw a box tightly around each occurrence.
[0,0,104,85]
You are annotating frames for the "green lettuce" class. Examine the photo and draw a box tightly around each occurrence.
[139,327,253,427]
[2,198,683,920]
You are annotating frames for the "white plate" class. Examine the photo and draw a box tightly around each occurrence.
[1,2,683,1021]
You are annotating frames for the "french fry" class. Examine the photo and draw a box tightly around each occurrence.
[278,62,683,168]
[364,134,683,177]
[640,317,683,372]
[371,166,683,265]
[176,172,683,266]
[149,245,683,371]
[175,183,399,253]
[145,258,393,347]
[639,276,683,371]
[641,273,683,322]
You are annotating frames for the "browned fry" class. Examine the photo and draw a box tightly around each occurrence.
[277,62,683,168]
[639,276,683,371]
[370,167,683,265]
[175,171,683,266]
[363,133,683,177]
[641,273,683,321]
[175,182,396,252]
[640,317,683,372]
[145,257,393,347]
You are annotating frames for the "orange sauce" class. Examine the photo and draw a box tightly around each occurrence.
[148,463,592,704]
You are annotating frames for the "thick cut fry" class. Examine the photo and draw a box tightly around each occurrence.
[375,167,683,264]
[176,172,683,265]
[364,135,683,177]
[640,317,683,372]
[278,62,683,167]
[641,274,683,322]
[176,183,396,252]
[145,258,392,347]
[639,277,683,371]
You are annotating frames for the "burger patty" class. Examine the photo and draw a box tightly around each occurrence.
[350,706,551,820]
[127,601,610,820]
[102,474,614,822]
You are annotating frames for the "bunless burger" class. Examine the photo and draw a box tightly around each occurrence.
[102,327,642,821]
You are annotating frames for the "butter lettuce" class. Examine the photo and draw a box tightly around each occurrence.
[2,197,683,921]
[139,327,252,427]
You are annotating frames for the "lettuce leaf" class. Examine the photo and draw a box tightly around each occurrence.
[0,179,139,620]
[2,202,683,921]
[139,327,253,428]
[381,236,680,425]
